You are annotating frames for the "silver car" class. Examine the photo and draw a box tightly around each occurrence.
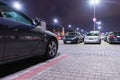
[84,31,101,44]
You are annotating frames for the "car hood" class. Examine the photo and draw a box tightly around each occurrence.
[65,36,76,38]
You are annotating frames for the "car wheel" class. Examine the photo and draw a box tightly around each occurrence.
[109,41,112,44]
[63,41,67,44]
[108,39,112,44]
[77,39,80,44]
[45,39,58,59]
[99,40,101,44]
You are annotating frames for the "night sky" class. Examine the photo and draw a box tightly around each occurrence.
[2,0,120,32]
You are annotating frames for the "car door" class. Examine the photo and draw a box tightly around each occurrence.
[1,10,41,60]
[0,27,5,62]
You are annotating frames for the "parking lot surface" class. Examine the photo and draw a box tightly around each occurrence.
[2,40,120,80]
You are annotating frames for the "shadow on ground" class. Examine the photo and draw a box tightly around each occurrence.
[109,43,120,45]
[0,53,60,78]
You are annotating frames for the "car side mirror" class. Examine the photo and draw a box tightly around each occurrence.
[33,17,41,26]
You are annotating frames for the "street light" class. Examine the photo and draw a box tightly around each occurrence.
[68,25,72,28]
[76,27,79,31]
[96,21,102,31]
[96,21,102,25]
[90,0,100,31]
[81,29,84,32]
[53,18,58,33]
[98,26,102,30]
[90,0,100,4]
[53,18,58,24]
[13,1,22,10]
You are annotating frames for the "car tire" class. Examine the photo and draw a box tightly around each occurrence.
[99,42,101,44]
[109,41,112,44]
[77,40,79,44]
[108,39,112,44]
[76,39,80,44]
[44,39,58,59]
[99,40,101,44]
[63,41,67,44]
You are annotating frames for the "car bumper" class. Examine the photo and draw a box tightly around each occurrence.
[63,39,78,43]
[109,38,120,43]
[84,40,100,43]
[110,40,120,43]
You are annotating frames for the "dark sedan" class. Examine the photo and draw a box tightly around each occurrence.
[0,1,58,64]
[63,32,83,44]
[107,32,120,44]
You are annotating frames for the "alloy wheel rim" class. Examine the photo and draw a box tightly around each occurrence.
[48,41,57,57]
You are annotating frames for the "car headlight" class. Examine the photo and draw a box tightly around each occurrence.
[72,37,77,40]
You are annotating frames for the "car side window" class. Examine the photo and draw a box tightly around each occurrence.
[3,11,32,25]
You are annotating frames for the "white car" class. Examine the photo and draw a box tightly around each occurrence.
[84,31,101,44]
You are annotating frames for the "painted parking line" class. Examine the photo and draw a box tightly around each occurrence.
[11,54,68,80]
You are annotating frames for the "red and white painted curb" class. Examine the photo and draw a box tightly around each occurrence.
[1,54,68,80]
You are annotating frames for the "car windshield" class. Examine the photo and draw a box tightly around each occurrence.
[111,32,120,36]
[0,2,33,25]
[66,32,77,36]
[87,33,98,36]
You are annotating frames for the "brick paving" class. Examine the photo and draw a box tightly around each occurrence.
[2,41,120,80]
[29,41,120,80]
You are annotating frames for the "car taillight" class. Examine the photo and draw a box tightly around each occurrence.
[110,35,116,38]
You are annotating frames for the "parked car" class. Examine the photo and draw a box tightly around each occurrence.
[104,32,109,42]
[0,1,58,64]
[63,32,83,44]
[84,31,101,44]
[106,32,120,44]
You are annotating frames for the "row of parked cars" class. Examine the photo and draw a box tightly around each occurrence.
[0,1,58,64]
[104,32,120,44]
[63,31,120,44]
[63,31,101,44]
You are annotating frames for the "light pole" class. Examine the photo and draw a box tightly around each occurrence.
[53,18,65,36]
[76,27,79,31]
[90,0,100,31]
[53,18,58,32]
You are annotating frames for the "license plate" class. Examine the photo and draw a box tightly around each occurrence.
[66,41,71,43]
[89,38,93,40]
